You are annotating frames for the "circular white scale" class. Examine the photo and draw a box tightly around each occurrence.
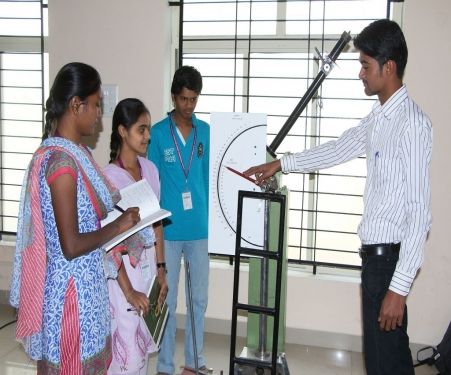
[209,112,267,254]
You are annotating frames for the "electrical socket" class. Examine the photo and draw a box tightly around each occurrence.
[102,84,118,117]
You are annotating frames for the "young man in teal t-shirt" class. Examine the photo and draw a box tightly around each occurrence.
[148,66,210,375]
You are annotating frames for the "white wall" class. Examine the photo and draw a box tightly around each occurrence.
[48,0,172,167]
[1,0,450,351]
[401,0,451,345]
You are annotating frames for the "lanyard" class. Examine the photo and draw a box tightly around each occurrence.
[169,112,197,182]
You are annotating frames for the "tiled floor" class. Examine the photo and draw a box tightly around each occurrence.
[0,304,439,374]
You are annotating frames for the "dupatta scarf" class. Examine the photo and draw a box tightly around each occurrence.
[9,137,119,347]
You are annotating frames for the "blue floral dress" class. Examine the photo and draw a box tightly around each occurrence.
[10,137,119,374]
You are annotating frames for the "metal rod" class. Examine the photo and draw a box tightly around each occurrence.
[257,199,271,359]
[268,31,352,156]
[185,261,199,374]
[229,192,245,375]
[178,0,184,68]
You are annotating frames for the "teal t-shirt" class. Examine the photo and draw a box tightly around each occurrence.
[148,112,209,240]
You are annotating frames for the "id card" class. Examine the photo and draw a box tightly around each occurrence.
[141,259,152,281]
[182,191,193,210]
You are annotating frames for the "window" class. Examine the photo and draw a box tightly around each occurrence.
[0,0,48,235]
[174,0,404,270]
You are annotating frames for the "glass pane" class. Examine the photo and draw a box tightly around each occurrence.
[1,120,43,137]
[2,135,41,153]
[1,217,18,233]
[1,70,42,87]
[1,185,22,202]
[322,157,366,177]
[322,80,364,100]
[317,174,366,195]
[0,2,41,18]
[0,19,42,36]
[250,53,309,78]
[324,0,386,20]
[243,2,277,21]
[184,1,277,36]
[184,21,236,36]
[249,77,307,98]
[287,245,300,261]
[1,169,26,186]
[286,0,387,35]
[1,87,42,104]
[196,95,235,113]
[2,200,20,217]
[277,133,313,153]
[184,2,238,22]
[2,103,42,121]
[1,152,34,170]
[314,247,361,266]
[316,211,361,233]
[320,118,362,138]
[203,77,239,96]
[43,5,48,36]
[316,192,363,215]
[315,231,360,253]
[320,97,374,119]
[1,53,42,70]
[289,190,312,210]
[266,115,287,135]
[184,54,244,76]
[248,96,304,116]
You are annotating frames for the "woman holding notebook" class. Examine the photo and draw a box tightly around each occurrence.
[104,98,168,375]
[10,63,142,374]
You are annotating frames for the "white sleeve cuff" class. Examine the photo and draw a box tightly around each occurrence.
[280,154,298,173]
[389,270,414,296]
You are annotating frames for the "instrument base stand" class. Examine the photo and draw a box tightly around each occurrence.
[234,347,290,375]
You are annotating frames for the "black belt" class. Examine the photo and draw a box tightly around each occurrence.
[359,243,400,258]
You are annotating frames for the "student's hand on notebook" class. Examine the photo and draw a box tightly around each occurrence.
[115,207,141,234]
[126,289,149,316]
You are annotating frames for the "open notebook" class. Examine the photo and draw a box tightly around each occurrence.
[101,179,171,251]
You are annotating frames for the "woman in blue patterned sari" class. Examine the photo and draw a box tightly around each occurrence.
[10,62,140,374]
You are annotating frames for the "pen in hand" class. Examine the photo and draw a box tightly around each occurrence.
[114,204,126,213]
[127,307,143,317]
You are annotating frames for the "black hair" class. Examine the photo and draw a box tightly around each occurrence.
[109,98,150,163]
[353,19,408,79]
[42,62,101,140]
[170,65,203,95]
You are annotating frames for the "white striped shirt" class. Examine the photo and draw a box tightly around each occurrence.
[281,85,432,296]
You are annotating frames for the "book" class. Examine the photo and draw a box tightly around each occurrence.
[101,179,171,251]
[144,275,169,347]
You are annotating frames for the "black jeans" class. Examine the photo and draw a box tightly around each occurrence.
[361,252,414,375]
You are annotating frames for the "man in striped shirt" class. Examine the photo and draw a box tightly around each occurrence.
[245,19,432,375]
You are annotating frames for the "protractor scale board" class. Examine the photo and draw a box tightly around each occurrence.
[208,112,267,255]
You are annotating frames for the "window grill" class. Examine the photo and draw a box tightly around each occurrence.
[0,0,47,236]
[173,0,404,271]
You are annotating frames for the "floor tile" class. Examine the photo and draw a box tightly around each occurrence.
[0,304,441,374]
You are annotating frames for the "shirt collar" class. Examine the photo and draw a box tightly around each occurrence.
[372,85,408,119]
[167,110,198,127]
